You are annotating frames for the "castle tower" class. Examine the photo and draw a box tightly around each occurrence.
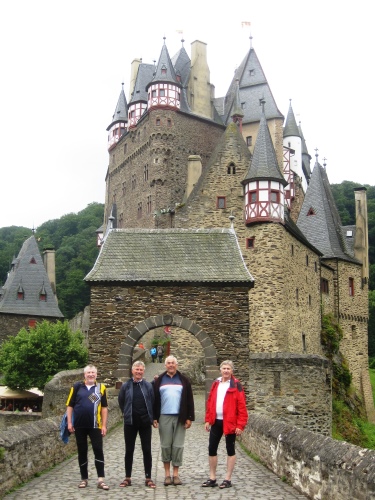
[146,38,182,112]
[231,79,244,133]
[106,83,128,151]
[242,99,287,224]
[127,62,154,128]
[283,101,304,188]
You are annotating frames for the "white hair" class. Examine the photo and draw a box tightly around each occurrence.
[164,355,178,366]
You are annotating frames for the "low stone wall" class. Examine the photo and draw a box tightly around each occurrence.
[0,397,122,497]
[0,412,41,431]
[241,414,375,500]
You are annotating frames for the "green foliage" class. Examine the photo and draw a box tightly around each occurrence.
[0,447,5,461]
[0,320,88,390]
[321,313,343,358]
[0,226,33,286]
[0,203,104,319]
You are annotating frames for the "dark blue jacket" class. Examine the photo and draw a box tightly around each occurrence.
[118,378,154,425]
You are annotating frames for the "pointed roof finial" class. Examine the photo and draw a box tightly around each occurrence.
[250,34,253,49]
[323,157,327,168]
[163,36,166,45]
[121,82,124,89]
[314,148,319,160]
[229,214,235,229]
[259,96,266,113]
[181,38,185,46]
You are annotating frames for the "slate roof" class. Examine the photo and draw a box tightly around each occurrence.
[215,46,284,126]
[242,103,287,185]
[0,236,63,317]
[283,102,300,138]
[151,41,179,85]
[85,228,255,285]
[296,161,359,263]
[107,84,128,130]
[128,63,155,105]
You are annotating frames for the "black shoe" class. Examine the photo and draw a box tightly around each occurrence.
[202,479,217,487]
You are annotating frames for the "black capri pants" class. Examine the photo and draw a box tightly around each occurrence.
[208,419,236,457]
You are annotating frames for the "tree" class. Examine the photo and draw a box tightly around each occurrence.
[0,320,88,390]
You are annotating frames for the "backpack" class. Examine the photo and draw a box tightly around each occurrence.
[157,345,164,355]
[150,347,157,355]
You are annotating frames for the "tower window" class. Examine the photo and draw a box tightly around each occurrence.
[131,174,136,190]
[249,191,257,203]
[144,165,149,182]
[302,333,306,352]
[249,69,255,76]
[307,207,316,216]
[156,118,161,126]
[147,195,152,214]
[246,136,252,146]
[39,292,47,301]
[159,89,165,97]
[306,255,309,266]
[124,143,127,154]
[246,238,255,249]
[314,261,317,272]
[349,277,354,296]
[152,89,157,98]
[308,294,312,306]
[227,163,236,174]
[167,119,172,127]
[241,102,246,109]
[161,66,167,75]
[217,196,226,209]
[122,181,126,195]
[30,257,37,264]
[137,202,142,218]
[118,212,123,228]
[291,244,294,256]
[270,191,279,203]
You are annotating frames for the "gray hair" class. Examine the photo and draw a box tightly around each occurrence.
[164,355,178,366]
[84,364,97,373]
[220,360,234,371]
[132,360,145,369]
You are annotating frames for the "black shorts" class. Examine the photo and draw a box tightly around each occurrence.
[208,419,236,457]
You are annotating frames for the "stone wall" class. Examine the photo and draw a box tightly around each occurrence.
[0,313,30,344]
[241,414,375,500]
[248,353,332,435]
[0,412,41,431]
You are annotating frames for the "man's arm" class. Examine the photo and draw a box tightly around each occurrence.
[66,405,74,433]
[101,407,108,436]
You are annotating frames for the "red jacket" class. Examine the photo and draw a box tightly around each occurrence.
[205,376,248,435]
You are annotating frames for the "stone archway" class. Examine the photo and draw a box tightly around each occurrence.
[116,313,218,395]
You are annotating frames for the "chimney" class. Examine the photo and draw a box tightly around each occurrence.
[354,187,369,285]
[183,155,202,202]
[43,247,57,297]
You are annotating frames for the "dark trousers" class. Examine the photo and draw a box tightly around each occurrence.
[124,419,152,478]
[208,419,236,457]
[75,427,105,479]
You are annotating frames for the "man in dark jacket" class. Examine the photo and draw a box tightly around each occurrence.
[118,361,156,489]
[153,355,195,486]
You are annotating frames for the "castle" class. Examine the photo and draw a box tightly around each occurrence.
[85,36,373,424]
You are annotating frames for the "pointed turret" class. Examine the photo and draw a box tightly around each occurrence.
[242,99,287,224]
[128,62,154,128]
[146,38,182,111]
[283,101,306,188]
[296,153,358,262]
[106,83,128,150]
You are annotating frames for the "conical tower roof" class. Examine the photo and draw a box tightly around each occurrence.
[106,84,128,130]
[0,236,63,317]
[150,38,179,86]
[242,100,287,185]
[129,63,155,105]
[296,157,358,262]
[283,101,300,138]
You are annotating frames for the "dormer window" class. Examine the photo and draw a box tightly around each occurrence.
[307,207,316,216]
[39,291,47,301]
[30,257,37,264]
[346,230,353,237]
[17,285,24,300]
[176,74,181,82]
[161,65,167,75]
[249,69,255,76]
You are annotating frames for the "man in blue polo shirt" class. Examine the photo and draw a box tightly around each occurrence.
[153,355,195,486]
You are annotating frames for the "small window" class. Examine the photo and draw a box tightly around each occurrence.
[349,277,354,296]
[159,89,166,97]
[227,163,236,174]
[137,202,142,218]
[346,230,353,237]
[351,325,356,339]
[152,89,157,98]
[270,191,279,203]
[246,238,255,249]
[246,136,252,146]
[167,119,172,127]
[144,165,148,182]
[122,181,126,195]
[321,278,329,294]
[130,110,136,118]
[28,319,37,329]
[217,196,226,209]
[291,244,294,256]
[161,66,167,75]
[249,191,257,203]
[241,102,246,109]
[156,118,161,126]
[314,261,317,272]
[307,207,316,216]
[302,333,306,352]
[39,292,47,302]
[147,195,152,214]
[296,288,299,301]
[308,294,312,306]
[306,255,309,266]
[30,257,37,264]
[249,69,255,76]
[124,143,127,154]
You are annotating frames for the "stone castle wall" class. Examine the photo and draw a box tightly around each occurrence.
[248,353,332,435]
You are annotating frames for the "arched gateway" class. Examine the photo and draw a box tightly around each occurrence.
[85,227,254,392]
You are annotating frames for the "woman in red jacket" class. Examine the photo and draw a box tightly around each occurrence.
[202,360,248,489]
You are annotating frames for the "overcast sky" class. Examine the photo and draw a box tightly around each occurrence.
[0,1,372,229]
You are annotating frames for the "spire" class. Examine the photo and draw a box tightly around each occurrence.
[243,99,287,185]
[150,37,179,85]
[283,100,300,138]
[107,83,128,128]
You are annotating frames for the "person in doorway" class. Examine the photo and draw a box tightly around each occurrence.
[153,355,195,486]
[202,360,248,489]
[118,361,156,489]
[150,346,157,363]
[157,344,164,363]
[66,365,109,490]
